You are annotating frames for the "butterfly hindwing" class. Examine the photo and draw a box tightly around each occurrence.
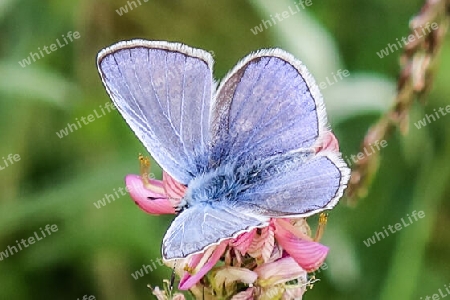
[233,151,350,218]
[162,204,268,259]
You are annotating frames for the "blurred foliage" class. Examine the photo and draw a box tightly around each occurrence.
[0,0,449,299]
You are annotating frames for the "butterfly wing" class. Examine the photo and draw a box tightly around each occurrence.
[234,151,350,218]
[162,204,268,259]
[97,40,214,184]
[210,49,349,217]
[210,49,328,166]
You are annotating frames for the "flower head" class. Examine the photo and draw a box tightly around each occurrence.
[127,154,332,299]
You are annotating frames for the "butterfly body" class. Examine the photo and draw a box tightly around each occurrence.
[97,40,350,260]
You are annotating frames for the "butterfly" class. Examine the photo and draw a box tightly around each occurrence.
[97,40,350,261]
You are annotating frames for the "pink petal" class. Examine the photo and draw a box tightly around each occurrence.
[230,287,254,300]
[254,257,307,286]
[314,131,340,153]
[247,225,275,262]
[231,229,257,255]
[179,241,228,290]
[163,171,187,199]
[125,174,175,215]
[274,220,328,272]
[260,226,275,263]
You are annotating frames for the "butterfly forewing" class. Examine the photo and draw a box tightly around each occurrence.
[97,40,214,184]
[210,50,328,167]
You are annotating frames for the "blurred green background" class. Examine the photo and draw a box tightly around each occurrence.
[1,0,449,299]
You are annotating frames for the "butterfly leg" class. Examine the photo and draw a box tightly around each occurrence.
[174,198,188,213]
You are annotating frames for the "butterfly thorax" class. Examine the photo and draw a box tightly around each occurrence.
[177,151,313,212]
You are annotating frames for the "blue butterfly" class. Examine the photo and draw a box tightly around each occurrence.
[97,40,350,261]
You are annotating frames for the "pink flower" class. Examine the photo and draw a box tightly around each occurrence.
[125,171,185,215]
[179,241,228,290]
[272,219,328,272]
[241,219,328,273]
[173,217,328,292]
[223,257,308,299]
[247,225,277,263]
[230,229,257,255]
